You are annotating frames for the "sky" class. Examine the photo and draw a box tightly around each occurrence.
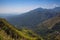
[0,0,60,14]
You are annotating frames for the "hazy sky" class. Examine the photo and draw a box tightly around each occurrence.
[0,0,60,14]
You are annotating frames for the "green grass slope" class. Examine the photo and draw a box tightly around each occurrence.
[0,18,43,40]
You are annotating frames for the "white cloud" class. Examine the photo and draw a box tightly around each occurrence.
[0,4,59,14]
[39,3,60,9]
[0,6,39,14]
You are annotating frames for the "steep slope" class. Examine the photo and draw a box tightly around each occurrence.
[38,16,60,29]
[52,22,60,32]
[0,18,43,40]
[38,14,60,29]
[34,14,60,36]
[45,20,60,40]
[0,30,13,40]
[32,14,60,40]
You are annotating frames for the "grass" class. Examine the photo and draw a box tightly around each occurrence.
[0,18,44,40]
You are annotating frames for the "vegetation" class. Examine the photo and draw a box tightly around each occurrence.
[37,16,60,40]
[0,18,43,40]
[0,14,60,40]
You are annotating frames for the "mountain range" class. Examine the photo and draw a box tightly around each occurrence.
[0,7,60,40]
[5,7,60,28]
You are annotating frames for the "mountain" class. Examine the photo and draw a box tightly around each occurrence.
[0,17,60,40]
[53,7,60,12]
[0,18,43,40]
[36,14,60,33]
[0,7,60,40]
[6,7,60,29]
[37,14,60,29]
[34,15,60,40]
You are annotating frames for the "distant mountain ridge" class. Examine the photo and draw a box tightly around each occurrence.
[6,7,60,29]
